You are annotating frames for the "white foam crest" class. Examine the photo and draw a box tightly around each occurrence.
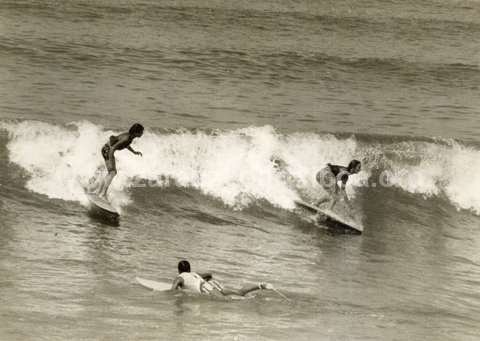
[2,120,131,210]
[1,121,364,210]
[385,140,480,214]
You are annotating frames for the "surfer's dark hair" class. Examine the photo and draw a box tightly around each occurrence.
[178,260,191,273]
[129,123,144,135]
[347,159,361,172]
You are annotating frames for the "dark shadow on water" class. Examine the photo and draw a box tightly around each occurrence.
[322,217,362,235]
[288,212,361,236]
[87,206,120,227]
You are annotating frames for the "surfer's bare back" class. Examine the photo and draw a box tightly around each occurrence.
[96,123,144,198]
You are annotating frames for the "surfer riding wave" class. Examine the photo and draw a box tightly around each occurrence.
[315,160,362,210]
[94,123,144,199]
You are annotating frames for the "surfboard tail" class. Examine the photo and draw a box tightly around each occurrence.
[136,277,171,291]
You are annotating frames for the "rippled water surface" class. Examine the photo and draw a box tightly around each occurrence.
[1,1,480,340]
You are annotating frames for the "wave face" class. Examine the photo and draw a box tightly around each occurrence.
[1,120,480,214]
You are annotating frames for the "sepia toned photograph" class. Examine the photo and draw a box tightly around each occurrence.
[1,0,479,340]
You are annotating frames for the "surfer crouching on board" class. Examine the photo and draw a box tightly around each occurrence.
[171,260,272,297]
[315,160,361,210]
[96,123,144,198]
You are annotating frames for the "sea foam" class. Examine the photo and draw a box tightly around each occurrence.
[1,121,361,211]
[2,120,479,215]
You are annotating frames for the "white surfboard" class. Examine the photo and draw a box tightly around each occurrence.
[294,200,363,233]
[136,277,171,291]
[85,193,119,216]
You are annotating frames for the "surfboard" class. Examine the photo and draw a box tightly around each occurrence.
[136,277,171,291]
[294,200,363,233]
[85,192,119,216]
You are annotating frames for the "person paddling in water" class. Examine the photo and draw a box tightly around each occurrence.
[96,123,144,198]
[171,260,272,297]
[315,159,361,210]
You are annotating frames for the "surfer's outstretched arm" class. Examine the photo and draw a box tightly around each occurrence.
[127,146,142,156]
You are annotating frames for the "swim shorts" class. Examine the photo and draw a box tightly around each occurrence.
[316,166,337,195]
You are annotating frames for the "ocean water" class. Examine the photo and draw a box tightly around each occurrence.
[1,1,480,340]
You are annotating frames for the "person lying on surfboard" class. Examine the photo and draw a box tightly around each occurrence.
[171,260,273,297]
[95,123,144,198]
[315,159,361,210]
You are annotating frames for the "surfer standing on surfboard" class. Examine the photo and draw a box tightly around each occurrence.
[95,123,144,199]
[171,260,272,297]
[315,160,361,210]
